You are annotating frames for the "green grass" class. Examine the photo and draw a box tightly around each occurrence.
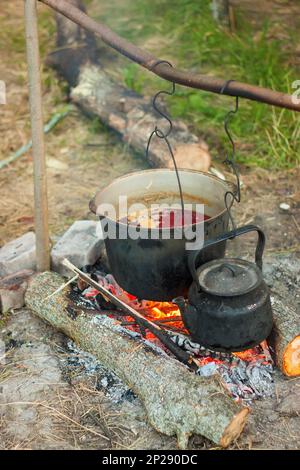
[102,0,300,169]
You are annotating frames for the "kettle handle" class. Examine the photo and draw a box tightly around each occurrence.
[187,224,265,285]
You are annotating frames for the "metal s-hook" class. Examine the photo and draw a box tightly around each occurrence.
[146,60,185,219]
[151,60,175,139]
[220,80,241,234]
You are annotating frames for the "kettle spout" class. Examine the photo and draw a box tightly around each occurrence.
[172,296,186,315]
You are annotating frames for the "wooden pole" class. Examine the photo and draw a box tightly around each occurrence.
[25,0,50,271]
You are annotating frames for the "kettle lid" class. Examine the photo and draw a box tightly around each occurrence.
[196,258,262,297]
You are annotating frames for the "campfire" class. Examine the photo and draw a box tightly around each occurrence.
[25,258,300,449]
[73,263,274,402]
[21,167,299,448]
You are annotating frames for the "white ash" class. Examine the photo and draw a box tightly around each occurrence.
[204,360,275,402]
[91,314,170,358]
[63,340,136,404]
[170,332,274,401]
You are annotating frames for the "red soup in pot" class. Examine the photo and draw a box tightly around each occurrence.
[119,207,210,229]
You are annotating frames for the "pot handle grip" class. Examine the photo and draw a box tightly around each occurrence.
[187,224,265,284]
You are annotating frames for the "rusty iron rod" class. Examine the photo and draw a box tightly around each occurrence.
[39,0,300,112]
[25,0,50,271]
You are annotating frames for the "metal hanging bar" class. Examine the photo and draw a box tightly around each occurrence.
[25,0,50,271]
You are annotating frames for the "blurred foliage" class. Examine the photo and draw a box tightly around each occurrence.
[102,0,300,169]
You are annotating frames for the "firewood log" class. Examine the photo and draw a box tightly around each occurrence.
[45,0,211,172]
[25,272,249,449]
[270,296,300,377]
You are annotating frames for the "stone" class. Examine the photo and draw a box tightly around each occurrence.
[51,220,104,277]
[279,202,290,211]
[0,269,34,313]
[0,232,36,277]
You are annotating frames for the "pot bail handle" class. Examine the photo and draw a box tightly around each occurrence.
[146,60,185,220]
[220,80,241,237]
[187,224,265,287]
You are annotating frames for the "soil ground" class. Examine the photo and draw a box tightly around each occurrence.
[0,0,299,451]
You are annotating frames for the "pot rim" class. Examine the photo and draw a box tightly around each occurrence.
[89,168,237,231]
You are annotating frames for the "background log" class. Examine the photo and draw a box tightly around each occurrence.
[46,0,211,172]
[25,271,249,449]
[211,0,230,26]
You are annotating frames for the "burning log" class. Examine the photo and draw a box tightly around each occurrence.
[25,271,249,449]
[46,0,211,171]
[270,297,300,377]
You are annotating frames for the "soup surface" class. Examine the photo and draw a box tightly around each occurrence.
[119,207,210,228]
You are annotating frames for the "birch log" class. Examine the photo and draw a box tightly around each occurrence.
[25,272,249,449]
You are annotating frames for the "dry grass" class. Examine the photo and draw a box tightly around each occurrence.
[0,1,59,161]
[0,383,140,450]
[0,1,146,245]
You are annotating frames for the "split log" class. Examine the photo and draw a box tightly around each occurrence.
[25,271,249,448]
[211,0,230,26]
[46,0,211,172]
[270,296,300,377]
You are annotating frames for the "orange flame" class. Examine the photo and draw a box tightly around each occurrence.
[88,279,271,363]
[139,300,181,320]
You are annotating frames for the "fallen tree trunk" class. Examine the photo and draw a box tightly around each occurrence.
[270,297,300,377]
[25,271,249,449]
[46,0,211,171]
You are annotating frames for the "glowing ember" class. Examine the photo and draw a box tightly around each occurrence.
[82,272,270,362]
[139,301,181,320]
[85,272,184,331]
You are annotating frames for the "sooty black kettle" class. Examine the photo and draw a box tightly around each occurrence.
[174,225,273,352]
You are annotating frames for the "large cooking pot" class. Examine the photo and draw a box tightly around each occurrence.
[90,169,235,301]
